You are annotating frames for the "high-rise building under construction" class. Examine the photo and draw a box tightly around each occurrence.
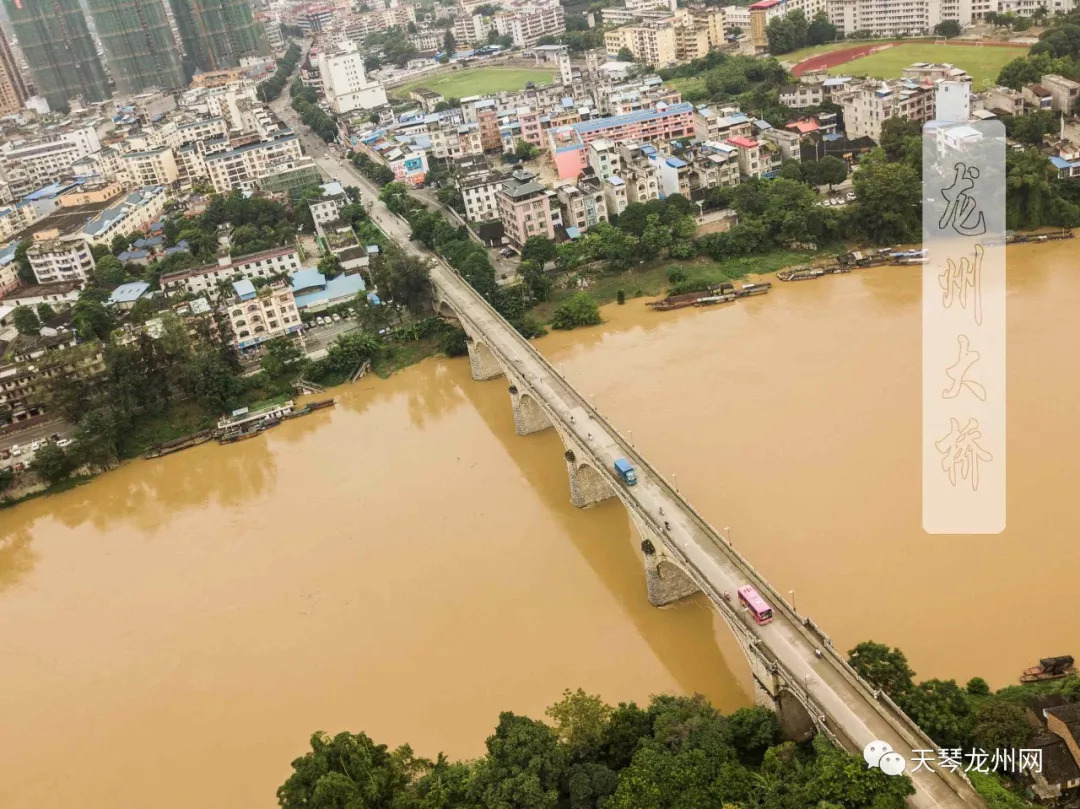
[0,23,29,115]
[88,0,186,94]
[1,0,110,111]
[168,0,269,74]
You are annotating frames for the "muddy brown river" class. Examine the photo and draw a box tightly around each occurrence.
[2,241,1077,808]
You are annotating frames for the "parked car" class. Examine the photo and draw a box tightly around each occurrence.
[30,440,40,452]
[499,247,517,258]
[332,313,341,322]
[316,316,326,326]
[56,438,74,448]
[10,445,21,456]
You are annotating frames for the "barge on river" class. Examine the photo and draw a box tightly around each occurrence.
[649,281,769,311]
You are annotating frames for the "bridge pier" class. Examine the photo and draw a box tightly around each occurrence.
[644,554,699,606]
[510,387,552,435]
[466,336,504,381]
[564,456,615,508]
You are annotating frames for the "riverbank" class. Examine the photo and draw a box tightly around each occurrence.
[529,249,817,323]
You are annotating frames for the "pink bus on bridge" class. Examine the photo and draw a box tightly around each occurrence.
[737,585,774,625]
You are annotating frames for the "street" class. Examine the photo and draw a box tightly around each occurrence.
[0,421,73,469]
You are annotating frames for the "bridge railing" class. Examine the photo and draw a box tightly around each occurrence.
[386,207,979,803]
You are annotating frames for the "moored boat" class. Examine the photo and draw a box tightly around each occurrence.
[1020,655,1076,683]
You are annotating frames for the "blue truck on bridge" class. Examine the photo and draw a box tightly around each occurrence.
[614,458,638,486]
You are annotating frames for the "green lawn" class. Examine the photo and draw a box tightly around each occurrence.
[667,75,708,98]
[392,68,556,100]
[830,43,1027,89]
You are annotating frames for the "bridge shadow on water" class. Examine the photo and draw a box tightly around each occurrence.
[452,364,753,711]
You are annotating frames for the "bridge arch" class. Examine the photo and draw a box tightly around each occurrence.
[466,336,504,381]
[510,388,553,436]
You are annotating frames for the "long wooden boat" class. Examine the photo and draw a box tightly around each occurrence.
[777,266,826,282]
[648,291,708,311]
[143,429,215,459]
[694,293,736,306]
[734,282,772,298]
[218,425,267,444]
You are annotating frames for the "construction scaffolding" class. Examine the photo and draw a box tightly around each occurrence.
[88,0,187,94]
[2,0,110,110]
[168,0,269,74]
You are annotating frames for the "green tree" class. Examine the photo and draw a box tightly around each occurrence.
[317,253,343,279]
[35,303,56,323]
[545,688,614,761]
[522,235,557,265]
[900,679,972,749]
[443,30,457,53]
[727,706,779,756]
[110,233,132,255]
[93,254,127,286]
[807,11,838,45]
[468,712,566,809]
[370,248,432,314]
[72,296,115,341]
[13,307,40,335]
[73,405,123,470]
[277,731,408,809]
[969,701,1033,752]
[847,640,916,697]
[515,139,540,160]
[32,444,73,484]
[934,19,961,36]
[851,149,921,244]
[966,677,991,696]
[551,292,601,330]
[616,46,634,62]
[14,240,35,284]
[182,347,240,413]
[261,337,303,378]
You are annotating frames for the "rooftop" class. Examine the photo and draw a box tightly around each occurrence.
[108,281,150,305]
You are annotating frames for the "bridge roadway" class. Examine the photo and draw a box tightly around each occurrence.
[310,151,985,809]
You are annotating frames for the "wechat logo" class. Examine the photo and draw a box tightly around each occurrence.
[864,740,906,776]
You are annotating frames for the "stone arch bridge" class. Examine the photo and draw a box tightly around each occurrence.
[390,209,984,809]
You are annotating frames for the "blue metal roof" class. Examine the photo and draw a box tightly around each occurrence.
[294,273,366,309]
[108,281,150,305]
[665,157,687,168]
[290,267,325,292]
[117,249,150,262]
[565,226,581,239]
[133,235,164,248]
[233,279,257,300]
[571,102,694,136]
[1050,155,1072,169]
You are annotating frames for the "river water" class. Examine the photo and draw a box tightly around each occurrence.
[1,242,1078,808]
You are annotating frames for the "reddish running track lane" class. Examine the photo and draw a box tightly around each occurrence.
[791,39,1030,77]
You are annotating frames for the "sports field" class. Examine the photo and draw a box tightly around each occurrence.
[392,68,556,99]
[828,42,1027,89]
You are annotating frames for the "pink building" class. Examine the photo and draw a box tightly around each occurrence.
[497,169,555,249]
[548,101,695,180]
[517,107,544,147]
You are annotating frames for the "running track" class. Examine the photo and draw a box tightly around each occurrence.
[791,39,1029,76]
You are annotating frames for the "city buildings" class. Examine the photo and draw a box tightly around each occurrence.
[748,0,826,49]
[2,0,110,110]
[549,102,696,179]
[497,169,555,249]
[169,0,269,73]
[225,279,302,351]
[26,236,95,285]
[160,246,303,297]
[80,186,169,246]
[88,0,187,93]
[0,22,29,116]
[204,133,305,193]
[121,147,181,187]
[492,0,566,47]
[461,169,512,222]
[834,79,936,141]
[321,41,388,115]
[604,20,678,67]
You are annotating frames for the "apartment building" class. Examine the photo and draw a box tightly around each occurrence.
[455,13,492,45]
[322,40,388,114]
[0,129,102,192]
[461,170,512,222]
[121,147,181,187]
[493,1,566,47]
[604,20,678,67]
[338,4,416,38]
[81,186,168,247]
[721,4,752,30]
[780,83,825,108]
[26,237,95,285]
[428,122,485,160]
[0,243,19,294]
[497,169,556,249]
[673,22,710,61]
[549,101,696,179]
[0,340,105,427]
[693,106,754,142]
[828,0,970,37]
[748,0,827,48]
[616,142,663,203]
[1041,74,1080,113]
[834,79,936,142]
[556,178,608,232]
[686,5,727,48]
[160,246,303,297]
[588,138,621,181]
[226,279,302,351]
[983,85,1025,116]
[0,21,29,116]
[204,133,305,193]
[309,182,349,228]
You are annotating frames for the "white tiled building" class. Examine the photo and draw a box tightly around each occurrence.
[160,246,303,297]
[27,238,95,285]
[121,147,180,187]
[322,40,388,115]
[225,279,303,351]
[204,133,305,193]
